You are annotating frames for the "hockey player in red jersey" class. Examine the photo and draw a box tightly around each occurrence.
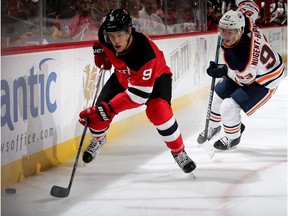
[79,9,196,173]
[197,0,285,150]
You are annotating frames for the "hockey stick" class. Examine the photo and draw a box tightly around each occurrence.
[201,36,222,159]
[50,68,104,198]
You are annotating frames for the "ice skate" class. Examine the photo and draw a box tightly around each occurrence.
[214,124,245,150]
[197,125,221,144]
[172,150,196,173]
[82,135,107,163]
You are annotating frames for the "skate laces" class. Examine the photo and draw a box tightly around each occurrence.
[174,151,191,167]
[219,136,231,147]
[86,136,106,155]
[86,138,99,154]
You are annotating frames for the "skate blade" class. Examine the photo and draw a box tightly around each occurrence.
[190,172,197,179]
[214,146,237,152]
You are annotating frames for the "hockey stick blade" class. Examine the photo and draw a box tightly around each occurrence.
[50,123,88,198]
[49,68,104,198]
[50,185,70,198]
[202,141,215,159]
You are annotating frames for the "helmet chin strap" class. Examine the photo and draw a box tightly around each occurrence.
[124,31,132,50]
[225,28,243,47]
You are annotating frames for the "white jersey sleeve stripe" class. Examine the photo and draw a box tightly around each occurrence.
[256,62,285,87]
[127,89,149,104]
[126,83,154,104]
[128,83,153,93]
[237,1,260,23]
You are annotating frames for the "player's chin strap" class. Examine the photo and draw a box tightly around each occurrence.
[226,27,244,47]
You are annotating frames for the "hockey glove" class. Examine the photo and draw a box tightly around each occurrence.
[79,102,115,129]
[93,41,112,70]
[206,61,228,78]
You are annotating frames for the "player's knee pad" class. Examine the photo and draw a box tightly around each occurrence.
[220,98,241,122]
[146,99,182,150]
[211,92,223,114]
[146,98,173,125]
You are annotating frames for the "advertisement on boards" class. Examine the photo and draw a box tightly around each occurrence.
[1,27,286,167]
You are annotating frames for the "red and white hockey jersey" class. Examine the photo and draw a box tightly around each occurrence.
[98,26,172,113]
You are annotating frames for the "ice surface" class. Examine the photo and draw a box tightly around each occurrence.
[1,78,287,216]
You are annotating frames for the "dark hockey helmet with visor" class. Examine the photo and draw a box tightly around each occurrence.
[103,8,132,32]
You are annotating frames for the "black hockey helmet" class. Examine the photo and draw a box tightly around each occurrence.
[103,8,132,32]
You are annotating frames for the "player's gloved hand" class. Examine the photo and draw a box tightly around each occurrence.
[79,102,115,129]
[93,41,112,70]
[206,61,228,78]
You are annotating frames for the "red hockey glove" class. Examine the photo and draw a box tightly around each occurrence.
[79,102,115,129]
[93,42,112,70]
[206,61,228,78]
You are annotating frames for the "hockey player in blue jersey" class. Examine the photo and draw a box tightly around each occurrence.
[197,0,285,150]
